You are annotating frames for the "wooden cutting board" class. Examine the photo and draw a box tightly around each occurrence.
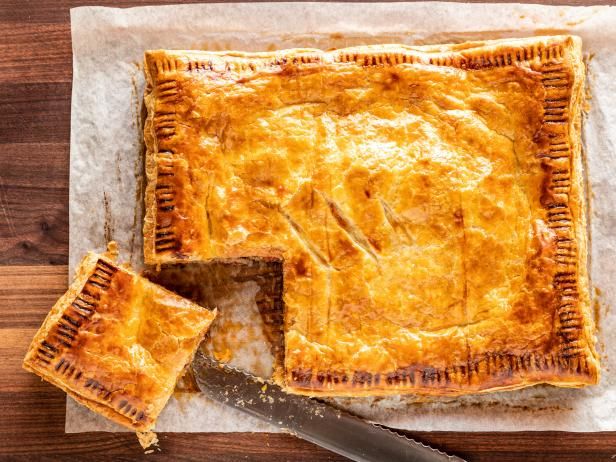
[1,1,615,460]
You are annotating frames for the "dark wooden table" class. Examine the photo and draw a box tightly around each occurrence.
[2,1,616,460]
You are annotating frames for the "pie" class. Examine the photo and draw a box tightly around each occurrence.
[143,35,599,396]
[23,249,217,430]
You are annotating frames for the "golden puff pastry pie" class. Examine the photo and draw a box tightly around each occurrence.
[143,35,599,396]
[23,250,217,430]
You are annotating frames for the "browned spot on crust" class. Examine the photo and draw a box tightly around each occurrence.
[453,209,464,226]
[294,257,308,276]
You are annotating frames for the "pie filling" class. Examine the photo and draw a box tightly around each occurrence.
[142,36,598,396]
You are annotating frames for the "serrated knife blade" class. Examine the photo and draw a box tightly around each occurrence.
[191,350,466,462]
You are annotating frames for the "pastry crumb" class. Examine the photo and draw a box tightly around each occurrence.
[105,240,119,260]
[137,431,160,451]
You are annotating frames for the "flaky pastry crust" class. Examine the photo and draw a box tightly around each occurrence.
[23,252,217,430]
[143,36,598,396]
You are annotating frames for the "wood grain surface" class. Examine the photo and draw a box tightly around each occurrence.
[1,1,615,460]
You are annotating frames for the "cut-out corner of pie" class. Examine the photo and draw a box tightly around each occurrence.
[22,243,217,431]
[142,35,599,397]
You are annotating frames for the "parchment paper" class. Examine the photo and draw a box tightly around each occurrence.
[67,2,616,433]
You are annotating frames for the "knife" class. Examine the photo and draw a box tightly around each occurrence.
[191,350,466,462]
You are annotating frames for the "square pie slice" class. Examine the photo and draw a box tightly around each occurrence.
[143,36,599,396]
[23,251,217,430]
